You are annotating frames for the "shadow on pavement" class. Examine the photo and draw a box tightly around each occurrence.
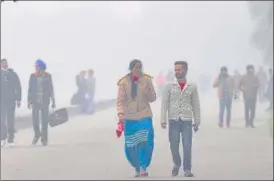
[15,99,116,131]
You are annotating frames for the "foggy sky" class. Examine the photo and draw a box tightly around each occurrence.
[1,1,262,109]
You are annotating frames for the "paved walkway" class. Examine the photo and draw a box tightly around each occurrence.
[1,99,273,180]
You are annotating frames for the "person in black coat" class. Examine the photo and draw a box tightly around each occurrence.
[28,59,55,146]
[1,58,21,147]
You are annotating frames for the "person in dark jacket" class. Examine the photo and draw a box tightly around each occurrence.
[28,59,55,146]
[1,58,21,147]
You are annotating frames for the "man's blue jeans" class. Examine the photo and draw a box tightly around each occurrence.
[244,97,257,126]
[168,119,192,172]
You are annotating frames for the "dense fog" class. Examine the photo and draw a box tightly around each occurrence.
[1,1,263,112]
[1,2,273,180]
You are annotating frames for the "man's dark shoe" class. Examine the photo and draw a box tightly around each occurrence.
[32,137,40,145]
[184,171,194,177]
[172,166,180,177]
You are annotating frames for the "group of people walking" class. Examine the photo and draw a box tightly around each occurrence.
[1,58,55,147]
[116,59,273,177]
[1,58,97,148]
[213,65,273,128]
[2,57,272,177]
[116,59,200,177]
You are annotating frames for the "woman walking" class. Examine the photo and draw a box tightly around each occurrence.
[116,59,157,177]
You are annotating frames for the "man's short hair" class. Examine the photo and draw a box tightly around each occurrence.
[174,61,188,70]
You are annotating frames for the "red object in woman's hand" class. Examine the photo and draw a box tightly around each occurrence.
[116,122,124,138]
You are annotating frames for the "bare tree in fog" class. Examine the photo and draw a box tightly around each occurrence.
[248,1,273,67]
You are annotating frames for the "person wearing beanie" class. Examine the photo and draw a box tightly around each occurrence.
[28,59,56,146]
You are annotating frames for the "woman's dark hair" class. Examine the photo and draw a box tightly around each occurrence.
[129,59,142,70]
[174,61,188,71]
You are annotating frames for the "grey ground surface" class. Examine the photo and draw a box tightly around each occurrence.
[1,98,273,180]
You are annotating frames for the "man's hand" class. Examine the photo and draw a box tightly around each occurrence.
[193,124,199,132]
[161,122,167,129]
[27,103,32,109]
[16,101,21,108]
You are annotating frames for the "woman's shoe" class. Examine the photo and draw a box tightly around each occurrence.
[140,170,148,177]
[134,172,140,177]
